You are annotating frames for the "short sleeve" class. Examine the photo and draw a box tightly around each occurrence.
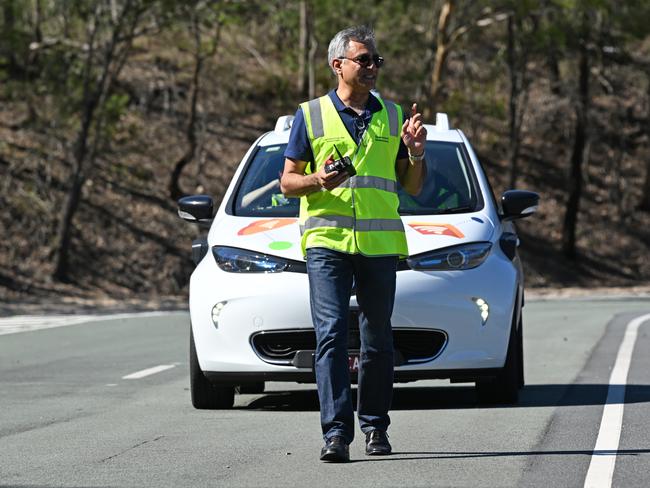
[283,107,314,164]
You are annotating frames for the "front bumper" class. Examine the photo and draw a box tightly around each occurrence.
[189,248,518,379]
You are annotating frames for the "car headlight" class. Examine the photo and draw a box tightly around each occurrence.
[212,246,306,273]
[407,242,492,271]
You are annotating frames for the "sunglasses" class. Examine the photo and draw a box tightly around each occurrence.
[338,53,384,68]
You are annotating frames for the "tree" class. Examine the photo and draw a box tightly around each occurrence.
[559,0,650,254]
[561,9,590,259]
[168,1,223,201]
[51,0,156,281]
[422,0,508,119]
[1,0,19,76]
[505,8,528,189]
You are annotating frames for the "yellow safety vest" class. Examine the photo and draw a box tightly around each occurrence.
[299,94,408,257]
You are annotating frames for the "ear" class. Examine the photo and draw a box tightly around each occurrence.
[331,58,343,75]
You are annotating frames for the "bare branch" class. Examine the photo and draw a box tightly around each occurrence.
[243,42,271,71]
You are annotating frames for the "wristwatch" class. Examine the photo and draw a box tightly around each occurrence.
[408,151,425,161]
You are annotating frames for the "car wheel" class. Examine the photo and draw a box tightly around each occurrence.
[190,326,235,409]
[237,382,265,394]
[475,310,521,405]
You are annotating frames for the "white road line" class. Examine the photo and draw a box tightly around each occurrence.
[122,364,176,380]
[583,313,650,488]
[0,311,177,335]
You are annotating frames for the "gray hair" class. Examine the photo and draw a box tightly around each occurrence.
[327,26,376,74]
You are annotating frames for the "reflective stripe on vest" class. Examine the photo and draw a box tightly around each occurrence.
[299,95,408,257]
[307,98,324,139]
[303,215,405,232]
[385,101,399,137]
[340,175,397,193]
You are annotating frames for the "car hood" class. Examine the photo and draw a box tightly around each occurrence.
[209,213,496,261]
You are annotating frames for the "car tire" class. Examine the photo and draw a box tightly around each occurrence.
[517,314,525,389]
[190,326,235,409]
[237,382,265,394]
[475,309,521,405]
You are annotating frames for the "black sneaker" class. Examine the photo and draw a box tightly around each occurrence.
[365,430,392,455]
[320,436,350,462]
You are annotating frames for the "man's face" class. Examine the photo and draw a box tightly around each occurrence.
[334,40,379,91]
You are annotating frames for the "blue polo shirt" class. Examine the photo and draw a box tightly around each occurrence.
[284,89,408,165]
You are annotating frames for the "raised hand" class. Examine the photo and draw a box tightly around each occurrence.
[401,102,427,157]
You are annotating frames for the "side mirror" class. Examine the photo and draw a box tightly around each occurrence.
[178,195,214,223]
[501,190,539,221]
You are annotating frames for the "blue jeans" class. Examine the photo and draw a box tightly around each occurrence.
[306,247,397,444]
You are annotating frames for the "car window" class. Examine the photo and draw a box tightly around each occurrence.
[233,141,480,217]
[234,144,300,217]
[397,141,480,215]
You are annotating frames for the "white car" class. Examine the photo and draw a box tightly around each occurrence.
[178,112,539,409]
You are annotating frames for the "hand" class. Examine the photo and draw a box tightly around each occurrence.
[315,154,350,191]
[401,102,427,157]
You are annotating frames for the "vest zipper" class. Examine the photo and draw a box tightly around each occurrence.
[348,128,367,253]
[350,184,358,251]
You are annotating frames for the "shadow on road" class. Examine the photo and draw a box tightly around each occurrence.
[239,384,650,411]
[344,448,650,463]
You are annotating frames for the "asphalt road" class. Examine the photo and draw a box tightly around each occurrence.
[1,298,649,488]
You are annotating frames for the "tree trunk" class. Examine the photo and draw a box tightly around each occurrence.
[3,0,20,77]
[53,84,98,281]
[170,13,203,201]
[52,165,85,281]
[308,27,317,100]
[169,55,201,200]
[561,31,590,260]
[544,5,562,95]
[298,0,309,98]
[34,0,43,43]
[427,0,454,119]
[507,12,531,190]
[507,14,520,190]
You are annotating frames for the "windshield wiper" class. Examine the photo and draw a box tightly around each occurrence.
[399,205,475,216]
[435,205,475,214]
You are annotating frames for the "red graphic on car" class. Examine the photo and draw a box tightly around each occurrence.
[238,218,297,236]
[408,222,465,238]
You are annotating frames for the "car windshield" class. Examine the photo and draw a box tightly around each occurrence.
[233,141,479,217]
[397,141,479,215]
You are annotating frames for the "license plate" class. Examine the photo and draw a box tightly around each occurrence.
[348,354,360,372]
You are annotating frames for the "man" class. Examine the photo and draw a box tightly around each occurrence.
[280,25,426,463]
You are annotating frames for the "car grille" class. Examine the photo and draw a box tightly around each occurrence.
[250,327,447,366]
[252,330,317,361]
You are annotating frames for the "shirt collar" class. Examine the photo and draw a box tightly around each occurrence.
[328,89,382,114]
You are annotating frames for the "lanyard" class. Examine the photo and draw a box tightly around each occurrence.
[350,114,370,168]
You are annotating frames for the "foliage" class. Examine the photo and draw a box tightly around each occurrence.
[0,0,649,297]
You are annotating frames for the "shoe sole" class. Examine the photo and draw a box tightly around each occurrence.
[320,453,350,462]
[365,449,392,456]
